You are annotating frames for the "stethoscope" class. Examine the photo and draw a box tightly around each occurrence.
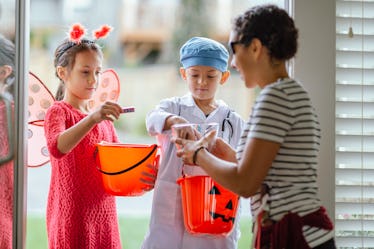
[222,109,234,144]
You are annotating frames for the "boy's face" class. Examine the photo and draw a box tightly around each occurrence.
[181,65,223,102]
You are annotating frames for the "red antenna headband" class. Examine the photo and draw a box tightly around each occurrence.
[68,23,113,44]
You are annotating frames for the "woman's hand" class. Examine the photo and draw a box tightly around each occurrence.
[173,130,217,165]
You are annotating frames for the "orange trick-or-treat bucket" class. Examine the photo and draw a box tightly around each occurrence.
[177,175,239,236]
[96,142,159,196]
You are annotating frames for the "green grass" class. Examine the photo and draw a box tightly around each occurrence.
[26,215,252,249]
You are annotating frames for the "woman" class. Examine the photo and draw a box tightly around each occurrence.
[173,5,336,249]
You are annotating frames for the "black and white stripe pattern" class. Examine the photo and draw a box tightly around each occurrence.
[236,79,334,247]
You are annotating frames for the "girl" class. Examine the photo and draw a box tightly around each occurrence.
[174,5,336,249]
[44,25,123,249]
[0,33,15,249]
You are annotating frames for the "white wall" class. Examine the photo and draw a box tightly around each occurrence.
[293,1,336,218]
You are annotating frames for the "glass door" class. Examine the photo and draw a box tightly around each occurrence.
[0,0,29,248]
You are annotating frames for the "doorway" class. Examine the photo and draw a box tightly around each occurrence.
[0,0,29,249]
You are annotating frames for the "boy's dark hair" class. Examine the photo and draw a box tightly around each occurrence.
[233,4,298,61]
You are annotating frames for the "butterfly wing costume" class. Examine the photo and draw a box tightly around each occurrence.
[27,69,120,167]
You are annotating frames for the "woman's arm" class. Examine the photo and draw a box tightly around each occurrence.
[210,137,237,162]
[175,133,280,198]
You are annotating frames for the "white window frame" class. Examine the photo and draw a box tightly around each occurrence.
[335,0,374,248]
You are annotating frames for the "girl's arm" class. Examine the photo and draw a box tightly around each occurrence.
[57,101,122,154]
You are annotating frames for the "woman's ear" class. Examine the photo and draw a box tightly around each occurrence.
[179,67,187,80]
[250,38,263,60]
[220,70,231,85]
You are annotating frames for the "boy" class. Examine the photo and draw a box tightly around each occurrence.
[142,37,245,249]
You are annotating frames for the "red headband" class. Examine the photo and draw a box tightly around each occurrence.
[68,23,113,44]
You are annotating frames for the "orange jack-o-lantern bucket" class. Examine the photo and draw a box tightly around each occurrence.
[96,142,159,196]
[177,175,239,236]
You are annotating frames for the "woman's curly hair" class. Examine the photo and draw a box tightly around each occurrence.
[233,4,298,61]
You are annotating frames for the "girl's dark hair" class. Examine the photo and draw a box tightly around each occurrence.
[0,34,16,94]
[233,4,298,61]
[54,38,103,101]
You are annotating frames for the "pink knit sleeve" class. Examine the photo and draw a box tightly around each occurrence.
[44,104,67,159]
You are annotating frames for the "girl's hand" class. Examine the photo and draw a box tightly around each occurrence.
[91,101,123,123]
[55,101,123,154]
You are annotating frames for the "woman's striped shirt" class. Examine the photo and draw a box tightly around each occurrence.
[236,78,334,247]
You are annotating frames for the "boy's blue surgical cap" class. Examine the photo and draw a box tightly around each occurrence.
[180,37,229,72]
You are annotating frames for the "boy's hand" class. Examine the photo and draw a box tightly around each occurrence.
[164,115,188,131]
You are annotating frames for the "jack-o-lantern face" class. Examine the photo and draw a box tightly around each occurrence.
[178,176,239,235]
[208,185,239,223]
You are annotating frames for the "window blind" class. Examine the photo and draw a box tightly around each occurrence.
[335,0,374,248]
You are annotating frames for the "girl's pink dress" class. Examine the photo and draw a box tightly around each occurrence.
[0,102,13,249]
[44,101,121,249]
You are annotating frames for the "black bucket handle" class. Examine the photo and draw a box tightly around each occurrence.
[95,144,158,175]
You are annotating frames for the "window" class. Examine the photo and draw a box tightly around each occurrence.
[335,0,374,248]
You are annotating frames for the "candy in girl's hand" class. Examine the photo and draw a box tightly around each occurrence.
[122,106,135,113]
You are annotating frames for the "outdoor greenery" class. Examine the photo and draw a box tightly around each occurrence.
[26,215,252,249]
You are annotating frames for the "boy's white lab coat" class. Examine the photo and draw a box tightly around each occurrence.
[142,94,246,249]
